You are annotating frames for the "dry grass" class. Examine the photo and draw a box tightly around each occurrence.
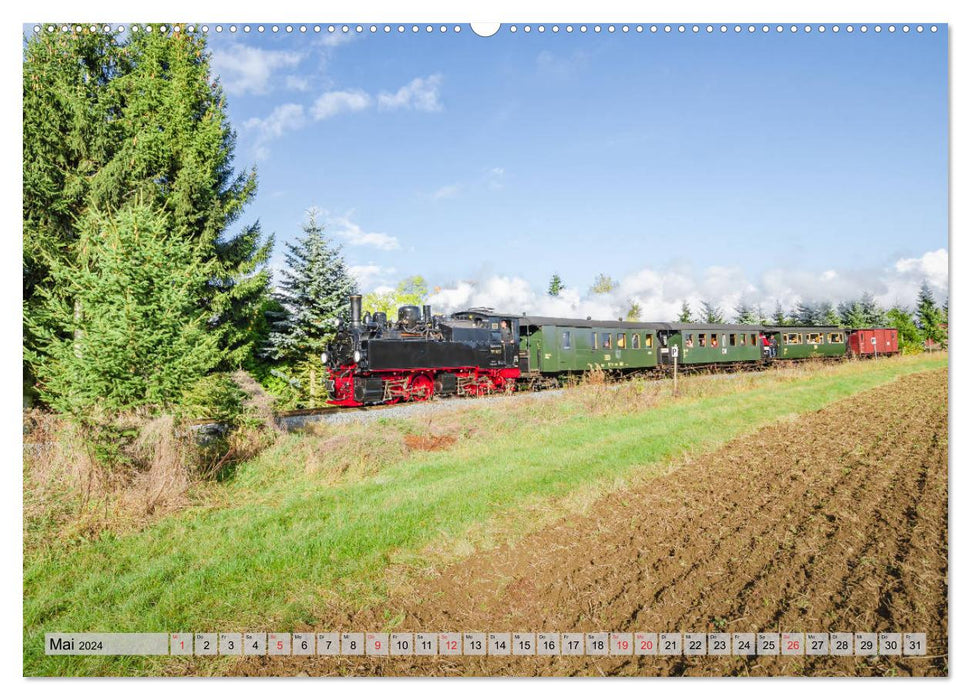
[23,410,195,543]
[298,427,408,484]
[24,402,279,546]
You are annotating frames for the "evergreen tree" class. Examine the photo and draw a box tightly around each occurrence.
[266,210,358,364]
[23,24,272,406]
[625,299,642,322]
[772,301,788,326]
[27,204,221,414]
[548,273,564,297]
[817,300,841,326]
[859,291,886,326]
[699,300,724,324]
[677,301,693,323]
[733,302,758,325]
[754,303,768,325]
[915,281,945,345]
[792,300,816,325]
[838,300,869,328]
[23,29,120,378]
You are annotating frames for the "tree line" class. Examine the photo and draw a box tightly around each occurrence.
[549,274,947,352]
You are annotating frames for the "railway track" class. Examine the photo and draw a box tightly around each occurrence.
[186,355,856,435]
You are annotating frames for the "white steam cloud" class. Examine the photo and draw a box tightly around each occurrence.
[426,249,949,321]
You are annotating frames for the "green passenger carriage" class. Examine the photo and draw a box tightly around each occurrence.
[763,326,847,359]
[660,324,765,366]
[517,316,672,375]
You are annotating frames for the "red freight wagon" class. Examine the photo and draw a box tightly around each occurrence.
[848,328,899,356]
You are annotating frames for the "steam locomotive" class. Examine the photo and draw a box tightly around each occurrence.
[322,295,521,406]
[323,295,899,407]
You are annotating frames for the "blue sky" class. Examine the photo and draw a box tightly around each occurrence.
[177,25,949,316]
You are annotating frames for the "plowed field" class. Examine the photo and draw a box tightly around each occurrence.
[229,368,949,677]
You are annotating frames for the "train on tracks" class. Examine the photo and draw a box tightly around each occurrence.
[322,295,899,407]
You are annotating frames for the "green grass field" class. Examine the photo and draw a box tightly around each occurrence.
[23,354,947,675]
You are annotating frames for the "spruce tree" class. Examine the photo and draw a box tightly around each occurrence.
[27,204,221,414]
[772,301,787,326]
[839,300,869,328]
[23,24,272,408]
[677,301,693,323]
[699,300,724,324]
[859,291,886,326]
[817,301,841,326]
[733,302,757,325]
[266,210,358,364]
[23,28,120,374]
[548,273,564,297]
[754,303,768,325]
[915,281,945,345]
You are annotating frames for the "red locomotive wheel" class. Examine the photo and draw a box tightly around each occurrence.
[409,374,434,401]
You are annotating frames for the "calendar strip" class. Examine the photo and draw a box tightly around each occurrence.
[45,632,929,657]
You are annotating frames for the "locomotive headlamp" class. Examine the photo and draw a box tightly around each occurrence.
[353,350,362,363]
[320,351,328,365]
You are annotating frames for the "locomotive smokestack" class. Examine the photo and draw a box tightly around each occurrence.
[349,295,362,326]
[422,305,432,323]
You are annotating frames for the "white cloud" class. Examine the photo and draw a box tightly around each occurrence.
[210,45,302,96]
[320,31,356,48]
[377,74,443,112]
[243,75,442,158]
[312,89,372,120]
[243,103,306,159]
[285,75,310,91]
[431,183,462,200]
[893,248,948,291]
[426,250,949,321]
[348,264,396,290]
[327,213,400,251]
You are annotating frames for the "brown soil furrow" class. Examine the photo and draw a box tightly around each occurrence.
[226,369,947,677]
[626,382,927,677]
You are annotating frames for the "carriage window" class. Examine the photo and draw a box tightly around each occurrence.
[631,333,640,349]
[750,333,757,346]
[698,334,706,347]
[806,332,822,344]
[729,333,737,346]
[617,333,626,349]
[645,334,653,348]
[711,334,719,348]
[561,331,572,350]
[785,333,802,344]
[685,334,694,348]
[600,333,611,349]
[590,332,596,348]
[828,332,844,343]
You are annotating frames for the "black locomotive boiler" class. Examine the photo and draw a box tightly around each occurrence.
[323,295,522,406]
